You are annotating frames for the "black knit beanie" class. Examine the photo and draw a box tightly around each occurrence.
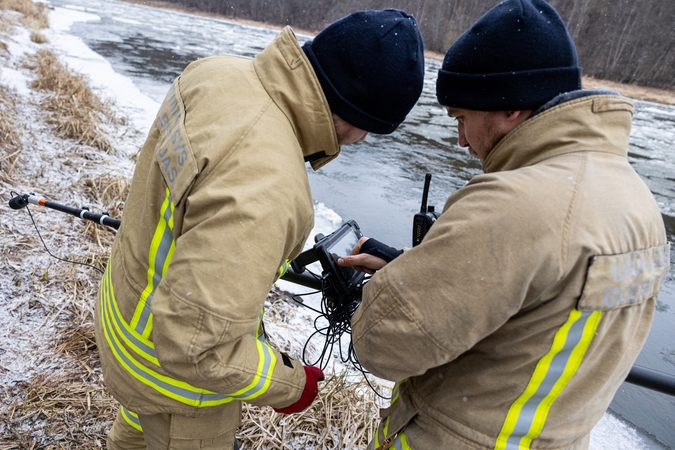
[436,0,582,111]
[303,9,425,135]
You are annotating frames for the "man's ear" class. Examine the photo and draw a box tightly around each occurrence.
[505,109,532,127]
[495,109,532,136]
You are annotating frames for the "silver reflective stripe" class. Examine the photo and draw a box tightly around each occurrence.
[102,264,158,364]
[102,258,279,406]
[495,309,603,450]
[134,193,175,335]
[101,284,231,405]
[121,406,142,432]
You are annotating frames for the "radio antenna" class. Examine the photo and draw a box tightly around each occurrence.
[420,173,432,213]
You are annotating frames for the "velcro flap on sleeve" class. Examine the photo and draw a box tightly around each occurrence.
[578,244,670,311]
[154,80,198,203]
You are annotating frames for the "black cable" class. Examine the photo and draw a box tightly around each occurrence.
[11,191,104,274]
[287,268,392,400]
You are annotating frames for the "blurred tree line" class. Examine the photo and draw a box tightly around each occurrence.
[163,0,674,90]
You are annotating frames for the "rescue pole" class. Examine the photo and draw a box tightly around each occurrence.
[9,193,120,230]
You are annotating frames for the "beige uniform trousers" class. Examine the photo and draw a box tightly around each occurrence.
[107,407,239,450]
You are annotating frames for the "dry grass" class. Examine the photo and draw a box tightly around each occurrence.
[27,49,118,153]
[0,0,49,30]
[1,361,115,449]
[0,285,385,449]
[0,263,115,448]
[81,174,130,222]
[0,12,13,36]
[236,293,387,449]
[240,371,382,450]
[30,30,47,44]
[0,84,22,182]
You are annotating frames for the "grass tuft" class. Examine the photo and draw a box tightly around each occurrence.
[29,30,47,43]
[0,0,49,30]
[0,84,22,181]
[28,49,119,153]
[240,371,383,449]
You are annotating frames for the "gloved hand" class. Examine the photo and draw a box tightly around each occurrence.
[273,366,325,414]
[338,237,402,274]
[359,238,404,263]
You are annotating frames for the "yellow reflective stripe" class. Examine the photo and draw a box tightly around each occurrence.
[130,188,175,338]
[121,407,143,432]
[370,380,413,450]
[101,262,278,406]
[390,378,407,404]
[225,339,278,400]
[394,432,412,450]
[495,310,603,450]
[276,260,291,281]
[101,278,230,406]
[255,309,266,341]
[102,263,158,366]
[103,188,278,407]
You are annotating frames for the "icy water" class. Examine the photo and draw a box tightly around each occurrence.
[45,0,675,447]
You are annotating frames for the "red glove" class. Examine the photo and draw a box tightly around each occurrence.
[273,366,324,414]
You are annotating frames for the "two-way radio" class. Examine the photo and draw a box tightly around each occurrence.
[412,173,440,246]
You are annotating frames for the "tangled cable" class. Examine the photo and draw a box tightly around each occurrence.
[287,269,393,400]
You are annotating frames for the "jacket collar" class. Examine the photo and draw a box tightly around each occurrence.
[483,93,635,174]
[252,27,340,170]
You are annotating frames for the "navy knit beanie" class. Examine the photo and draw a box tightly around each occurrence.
[303,9,425,135]
[436,0,582,111]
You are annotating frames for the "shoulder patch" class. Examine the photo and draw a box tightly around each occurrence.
[155,81,198,203]
[578,244,670,311]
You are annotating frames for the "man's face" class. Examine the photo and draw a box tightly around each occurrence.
[445,107,509,163]
[332,114,368,146]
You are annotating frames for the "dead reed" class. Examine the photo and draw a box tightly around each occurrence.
[1,371,115,448]
[0,84,22,181]
[239,371,383,450]
[0,0,49,30]
[28,49,118,153]
[29,30,47,43]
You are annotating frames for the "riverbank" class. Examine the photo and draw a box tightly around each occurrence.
[122,0,675,107]
[0,3,385,446]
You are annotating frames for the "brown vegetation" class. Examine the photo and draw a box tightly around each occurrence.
[27,49,118,153]
[0,85,22,181]
[0,0,48,30]
[0,0,669,447]
[29,30,47,43]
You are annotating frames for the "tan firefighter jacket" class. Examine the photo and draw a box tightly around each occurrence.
[352,94,670,450]
[94,27,339,428]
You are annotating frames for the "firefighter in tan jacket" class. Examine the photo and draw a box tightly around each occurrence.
[95,9,425,449]
[339,1,670,449]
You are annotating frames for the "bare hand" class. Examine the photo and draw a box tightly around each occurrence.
[337,237,388,274]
